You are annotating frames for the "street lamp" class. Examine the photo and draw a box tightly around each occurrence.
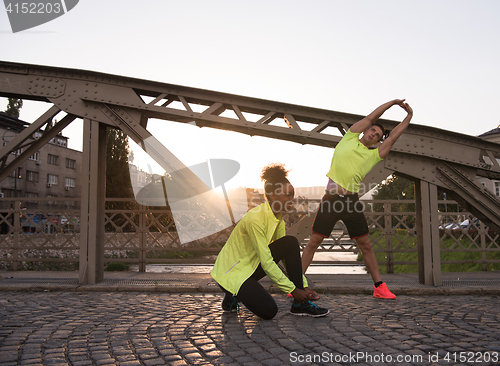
[2,128,19,198]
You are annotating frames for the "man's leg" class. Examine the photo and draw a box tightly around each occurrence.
[304,195,339,273]
[355,235,396,299]
[301,232,325,274]
[355,235,381,283]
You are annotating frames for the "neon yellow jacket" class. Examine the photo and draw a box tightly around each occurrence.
[211,201,307,295]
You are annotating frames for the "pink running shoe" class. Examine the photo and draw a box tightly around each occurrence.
[373,282,396,299]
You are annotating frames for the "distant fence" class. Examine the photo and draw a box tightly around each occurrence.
[0,197,499,272]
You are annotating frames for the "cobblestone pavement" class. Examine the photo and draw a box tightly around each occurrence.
[1,292,500,366]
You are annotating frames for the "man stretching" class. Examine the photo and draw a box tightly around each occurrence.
[302,99,413,299]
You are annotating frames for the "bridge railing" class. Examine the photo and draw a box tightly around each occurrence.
[0,197,498,272]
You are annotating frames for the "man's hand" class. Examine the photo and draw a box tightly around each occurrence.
[402,102,413,116]
[394,99,412,115]
[393,99,406,107]
[378,101,413,159]
[351,99,406,134]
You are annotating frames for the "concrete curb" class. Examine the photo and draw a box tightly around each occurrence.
[2,283,500,296]
[2,270,499,295]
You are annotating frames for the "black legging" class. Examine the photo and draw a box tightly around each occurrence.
[221,235,305,320]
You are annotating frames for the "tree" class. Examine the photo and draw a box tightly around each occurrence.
[105,127,138,232]
[373,174,415,202]
[372,174,415,228]
[372,174,459,229]
[5,98,23,118]
[106,127,133,199]
[373,174,457,211]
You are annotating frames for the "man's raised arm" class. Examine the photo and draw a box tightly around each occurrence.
[378,102,413,159]
[350,99,407,134]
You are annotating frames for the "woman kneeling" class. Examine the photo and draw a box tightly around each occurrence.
[211,163,329,319]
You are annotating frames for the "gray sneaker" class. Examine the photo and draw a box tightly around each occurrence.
[290,300,329,317]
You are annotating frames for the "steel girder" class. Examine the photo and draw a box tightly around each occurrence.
[1,61,499,229]
[1,61,498,165]
[0,105,77,181]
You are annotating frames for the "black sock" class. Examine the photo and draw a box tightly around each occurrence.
[374,281,384,288]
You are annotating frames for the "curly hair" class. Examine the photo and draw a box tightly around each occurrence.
[260,163,291,199]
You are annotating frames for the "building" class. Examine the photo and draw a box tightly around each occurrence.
[128,163,150,192]
[0,112,82,210]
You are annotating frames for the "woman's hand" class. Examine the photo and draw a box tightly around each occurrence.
[291,288,320,303]
[305,287,320,301]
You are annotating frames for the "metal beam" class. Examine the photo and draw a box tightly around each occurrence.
[415,180,442,286]
[0,112,76,182]
[79,119,106,285]
[0,105,60,165]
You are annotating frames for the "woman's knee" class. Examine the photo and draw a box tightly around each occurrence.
[241,296,278,320]
[269,235,300,258]
[284,235,300,250]
[278,235,300,248]
[258,302,278,320]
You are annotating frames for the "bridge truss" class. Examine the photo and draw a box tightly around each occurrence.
[1,61,499,285]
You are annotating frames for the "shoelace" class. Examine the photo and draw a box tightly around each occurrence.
[306,301,318,309]
[229,298,239,311]
[293,301,317,309]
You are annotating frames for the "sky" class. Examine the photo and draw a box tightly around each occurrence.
[1,0,499,190]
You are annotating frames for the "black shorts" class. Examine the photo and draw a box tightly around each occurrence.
[312,193,369,239]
